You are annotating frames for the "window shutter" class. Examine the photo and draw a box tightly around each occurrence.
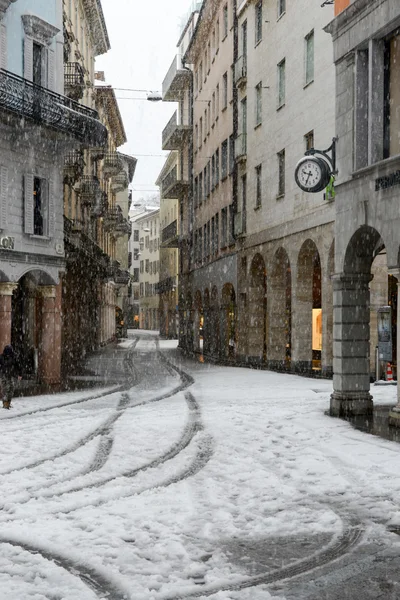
[47,48,55,91]
[48,179,55,237]
[24,36,33,81]
[0,167,7,229]
[24,174,34,234]
[0,24,7,70]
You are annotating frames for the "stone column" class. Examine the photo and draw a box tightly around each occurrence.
[268,280,287,370]
[39,284,62,386]
[330,273,373,416]
[389,276,400,426]
[321,270,333,378]
[291,271,312,374]
[0,282,17,349]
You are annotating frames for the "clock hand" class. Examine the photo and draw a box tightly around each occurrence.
[305,171,313,184]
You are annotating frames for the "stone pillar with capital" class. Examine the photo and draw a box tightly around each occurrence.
[389,275,400,426]
[330,273,373,416]
[0,282,17,350]
[38,283,62,386]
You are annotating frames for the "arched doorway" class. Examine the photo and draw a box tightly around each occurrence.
[221,283,236,359]
[331,225,385,416]
[269,248,291,370]
[293,240,322,374]
[11,274,39,376]
[248,254,267,365]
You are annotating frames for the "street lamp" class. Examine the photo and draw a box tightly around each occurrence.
[147,91,162,102]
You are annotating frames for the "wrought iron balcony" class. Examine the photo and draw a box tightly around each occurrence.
[114,268,130,285]
[77,175,101,206]
[0,68,107,146]
[64,62,85,100]
[235,133,247,162]
[103,206,130,236]
[161,165,189,199]
[234,55,247,88]
[156,276,177,295]
[102,151,123,177]
[162,54,192,101]
[110,170,129,193]
[162,110,191,151]
[161,219,179,248]
[64,150,85,185]
[92,190,108,217]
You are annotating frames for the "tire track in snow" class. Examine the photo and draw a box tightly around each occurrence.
[0,538,128,600]
[172,525,363,599]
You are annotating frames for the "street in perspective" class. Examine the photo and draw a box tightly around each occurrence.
[1,0,400,598]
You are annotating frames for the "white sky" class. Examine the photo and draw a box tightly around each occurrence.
[96,0,191,207]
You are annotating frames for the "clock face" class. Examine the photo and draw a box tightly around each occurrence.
[294,157,330,193]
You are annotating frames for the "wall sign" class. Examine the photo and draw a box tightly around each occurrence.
[375,170,400,191]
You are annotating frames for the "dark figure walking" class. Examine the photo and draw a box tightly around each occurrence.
[0,345,20,409]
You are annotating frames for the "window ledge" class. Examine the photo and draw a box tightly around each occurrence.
[303,79,314,90]
[276,193,285,200]
[222,34,227,42]
[30,234,51,240]
[255,39,262,49]
[254,122,262,130]
[277,11,286,22]
[221,105,227,112]
[254,204,262,210]
[277,103,285,111]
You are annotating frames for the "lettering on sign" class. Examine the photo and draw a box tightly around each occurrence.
[375,170,400,191]
[0,237,14,250]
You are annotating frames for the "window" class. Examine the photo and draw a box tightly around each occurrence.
[133,230,139,241]
[24,175,52,237]
[241,20,248,64]
[305,30,314,85]
[278,0,286,18]
[199,61,203,90]
[145,236,149,248]
[223,4,228,39]
[194,176,198,208]
[195,124,198,150]
[255,1,262,44]
[140,283,144,297]
[145,259,149,273]
[215,213,219,255]
[211,154,215,191]
[195,70,198,96]
[212,92,216,123]
[204,108,207,138]
[277,58,286,108]
[229,134,235,174]
[32,42,43,86]
[255,82,262,125]
[199,117,203,146]
[222,72,228,109]
[140,260,144,273]
[207,221,211,256]
[215,148,220,185]
[221,207,228,248]
[212,29,216,58]
[255,164,262,208]
[204,224,207,259]
[149,262,153,275]
[128,251,132,268]
[241,96,247,137]
[277,149,285,196]
[241,175,247,233]
[207,41,211,73]
[384,33,400,158]
[211,217,215,255]
[221,139,228,179]
[207,160,211,196]
[216,19,220,51]
[199,171,203,204]
[133,248,139,261]
[305,130,314,151]
[203,166,207,200]
[133,268,139,282]
[216,84,220,118]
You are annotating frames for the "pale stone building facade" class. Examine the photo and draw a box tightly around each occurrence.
[137,209,160,330]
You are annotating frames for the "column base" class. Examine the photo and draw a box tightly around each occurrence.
[388,406,400,427]
[330,391,373,417]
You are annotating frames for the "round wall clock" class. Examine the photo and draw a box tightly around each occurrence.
[294,156,331,193]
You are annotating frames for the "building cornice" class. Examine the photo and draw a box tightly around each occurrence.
[95,85,126,147]
[324,0,385,38]
[81,0,110,56]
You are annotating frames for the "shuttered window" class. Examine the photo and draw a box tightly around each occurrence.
[0,167,7,229]
[24,175,53,237]
[0,23,7,70]
[24,36,55,90]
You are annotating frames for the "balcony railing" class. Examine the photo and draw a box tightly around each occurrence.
[162,54,192,101]
[64,149,85,185]
[102,151,123,177]
[234,55,247,87]
[156,276,177,295]
[162,109,191,151]
[110,170,129,193]
[64,62,85,100]
[77,175,101,206]
[92,190,108,217]
[0,68,107,146]
[235,133,247,162]
[161,219,179,247]
[161,165,189,199]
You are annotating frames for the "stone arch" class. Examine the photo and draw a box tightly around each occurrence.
[332,226,387,416]
[248,253,267,365]
[221,283,236,359]
[292,239,322,373]
[269,247,291,370]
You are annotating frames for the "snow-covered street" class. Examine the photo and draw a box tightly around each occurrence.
[1,331,400,599]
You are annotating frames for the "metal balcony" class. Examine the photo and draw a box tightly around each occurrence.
[0,69,107,146]
[64,149,85,185]
[161,219,179,248]
[110,170,129,193]
[92,190,108,217]
[162,54,192,101]
[235,133,247,162]
[77,175,101,206]
[234,55,247,88]
[64,62,85,100]
[162,110,191,151]
[102,151,123,177]
[156,276,177,295]
[161,166,189,199]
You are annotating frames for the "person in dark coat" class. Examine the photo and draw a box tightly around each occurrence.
[0,345,20,409]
